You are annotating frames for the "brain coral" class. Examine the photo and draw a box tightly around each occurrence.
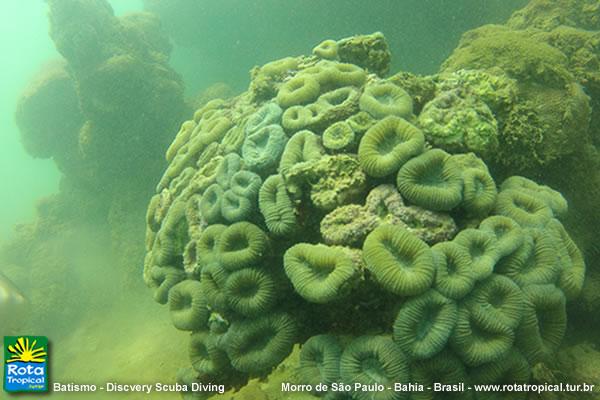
[143,33,586,398]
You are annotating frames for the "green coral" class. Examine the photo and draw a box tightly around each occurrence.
[168,280,209,331]
[312,39,339,60]
[152,199,189,265]
[241,124,288,173]
[479,215,524,258]
[216,153,242,188]
[277,61,366,113]
[221,190,253,223]
[516,284,567,364]
[224,313,297,375]
[148,266,185,305]
[453,229,501,281]
[216,222,269,271]
[281,105,313,132]
[199,263,229,313]
[258,175,297,237]
[496,228,560,287]
[396,149,464,211]
[199,156,262,224]
[534,25,600,144]
[166,120,196,163]
[224,267,278,317]
[339,336,409,400]
[221,171,262,222]
[277,75,321,108]
[363,224,436,296]
[189,331,229,376]
[196,224,226,267]
[548,219,586,300]
[469,349,531,391]
[230,170,262,198]
[278,130,324,175]
[432,241,476,300]
[316,87,361,130]
[199,184,224,224]
[158,115,233,191]
[320,204,377,247]
[323,120,355,152]
[461,167,497,217]
[141,31,588,394]
[249,57,299,102]
[324,62,368,88]
[281,85,360,132]
[358,116,425,178]
[346,110,376,135]
[463,275,524,330]
[450,306,515,367]
[442,25,573,86]
[393,290,457,359]
[283,243,360,303]
[388,71,437,115]
[359,82,413,120]
[501,176,568,217]
[435,68,518,114]
[410,351,470,400]
[494,188,553,227]
[244,102,283,136]
[298,335,342,387]
[507,0,600,31]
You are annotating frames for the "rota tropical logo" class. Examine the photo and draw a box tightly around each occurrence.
[3,336,48,393]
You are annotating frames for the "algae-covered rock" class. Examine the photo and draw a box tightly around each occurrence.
[436,68,518,115]
[388,71,437,115]
[442,24,573,86]
[440,24,592,169]
[320,184,457,247]
[507,0,600,31]
[283,154,367,211]
[249,57,299,102]
[532,26,600,147]
[336,32,391,77]
[45,0,189,188]
[15,61,83,160]
[9,0,191,360]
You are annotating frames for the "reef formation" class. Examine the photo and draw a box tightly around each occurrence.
[438,0,600,333]
[143,27,591,399]
[6,0,189,336]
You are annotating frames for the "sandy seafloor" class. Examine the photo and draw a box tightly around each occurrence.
[49,298,188,400]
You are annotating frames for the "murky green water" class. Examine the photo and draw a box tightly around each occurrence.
[2,1,599,399]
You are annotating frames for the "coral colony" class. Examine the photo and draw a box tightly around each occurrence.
[144,30,586,399]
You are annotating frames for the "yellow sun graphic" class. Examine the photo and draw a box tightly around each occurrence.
[6,337,47,363]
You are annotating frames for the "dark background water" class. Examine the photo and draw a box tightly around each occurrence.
[146,0,528,94]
